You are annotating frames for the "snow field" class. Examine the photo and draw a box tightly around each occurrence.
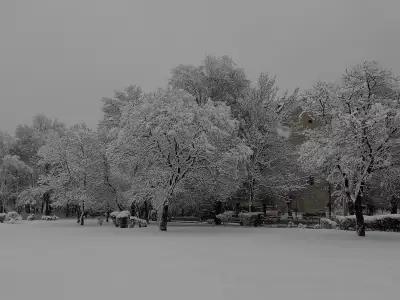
[0,219,399,300]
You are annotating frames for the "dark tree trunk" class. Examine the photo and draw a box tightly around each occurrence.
[327,183,332,219]
[262,203,267,216]
[80,213,85,226]
[130,202,136,217]
[214,200,222,225]
[248,177,254,212]
[390,197,398,214]
[80,201,85,226]
[354,195,365,237]
[144,201,149,223]
[367,204,374,216]
[76,206,80,223]
[159,202,169,231]
[42,192,51,216]
[348,201,355,215]
[235,202,240,216]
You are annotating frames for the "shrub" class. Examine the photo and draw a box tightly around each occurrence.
[130,216,147,228]
[0,213,6,223]
[238,212,264,227]
[287,221,295,228]
[116,210,130,219]
[110,211,120,218]
[320,218,338,229]
[297,223,306,229]
[335,214,400,232]
[7,211,21,220]
[26,214,35,221]
[335,216,356,230]
[6,211,22,223]
[110,211,119,227]
[216,211,234,224]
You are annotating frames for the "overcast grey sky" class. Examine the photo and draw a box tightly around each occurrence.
[1,0,399,133]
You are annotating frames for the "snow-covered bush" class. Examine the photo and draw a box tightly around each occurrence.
[320,218,338,229]
[336,214,400,232]
[130,216,147,228]
[110,211,120,218]
[26,214,35,221]
[41,215,58,221]
[335,216,356,231]
[287,221,295,228]
[216,211,235,224]
[110,211,120,227]
[239,212,264,227]
[116,210,130,219]
[5,211,22,223]
[7,211,21,220]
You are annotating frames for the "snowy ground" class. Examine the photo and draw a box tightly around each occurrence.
[1,219,399,300]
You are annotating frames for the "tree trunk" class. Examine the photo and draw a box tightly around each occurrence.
[327,183,332,219]
[144,201,149,223]
[367,204,374,216]
[248,177,254,212]
[354,194,365,237]
[0,197,5,213]
[214,200,222,225]
[390,197,398,214]
[76,206,80,223]
[80,201,85,226]
[348,201,355,215]
[235,202,240,216]
[130,201,136,217]
[43,192,51,216]
[159,201,169,231]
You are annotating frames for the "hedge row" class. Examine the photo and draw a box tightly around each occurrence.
[320,218,338,229]
[335,214,400,232]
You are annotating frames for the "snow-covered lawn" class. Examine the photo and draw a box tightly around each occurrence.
[1,219,399,300]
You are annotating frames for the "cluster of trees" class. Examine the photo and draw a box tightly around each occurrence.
[299,61,400,236]
[1,56,399,235]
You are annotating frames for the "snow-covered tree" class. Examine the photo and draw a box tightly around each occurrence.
[170,55,249,114]
[237,73,303,211]
[114,89,251,230]
[0,155,32,212]
[99,85,143,135]
[39,125,98,224]
[299,61,400,236]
